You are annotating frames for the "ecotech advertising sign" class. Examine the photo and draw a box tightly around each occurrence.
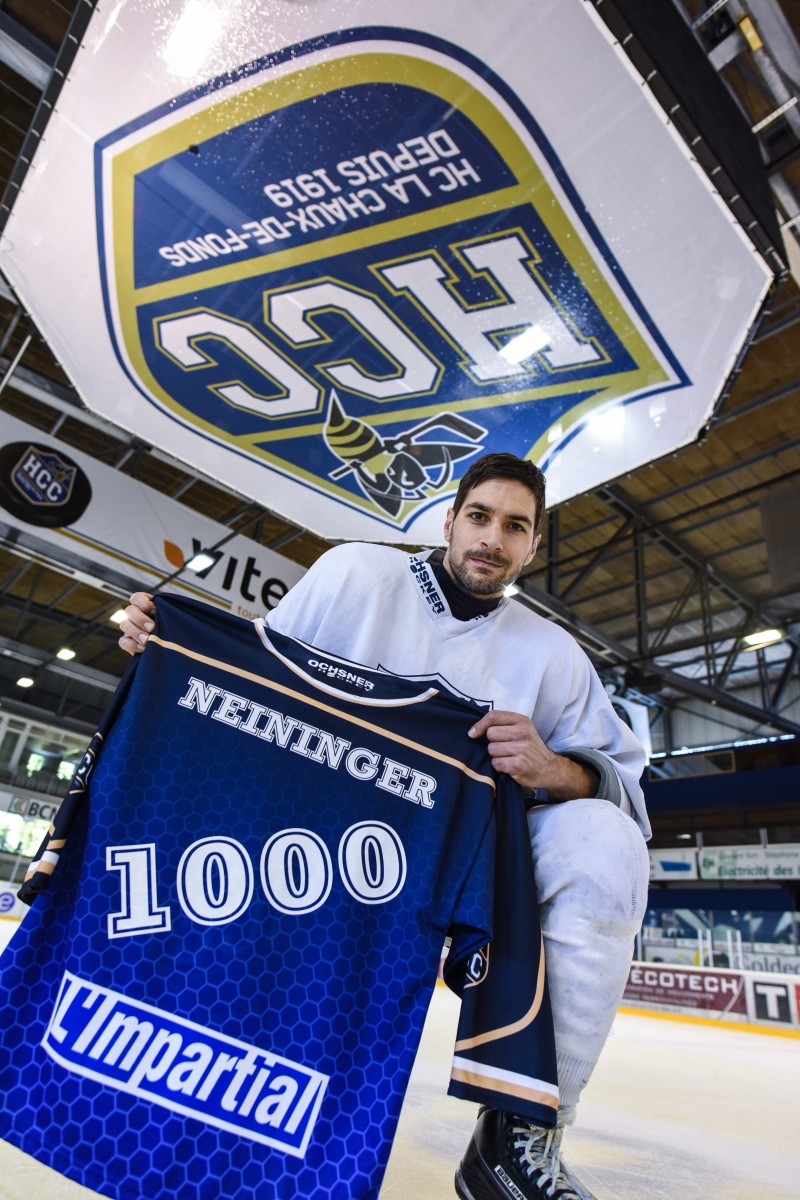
[0,410,305,616]
[0,0,772,541]
[624,963,800,1029]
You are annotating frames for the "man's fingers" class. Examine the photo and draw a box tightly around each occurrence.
[491,756,523,775]
[483,725,524,744]
[118,634,146,656]
[123,601,156,634]
[468,714,491,738]
[118,593,156,656]
[119,618,149,645]
[469,710,527,738]
[130,591,156,616]
[120,611,151,639]
[487,740,525,758]
[126,603,155,631]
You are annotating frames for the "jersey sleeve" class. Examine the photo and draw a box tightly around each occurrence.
[446,777,559,1127]
[542,639,650,836]
[444,808,495,987]
[17,652,142,905]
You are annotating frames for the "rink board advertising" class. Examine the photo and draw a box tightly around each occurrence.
[624,964,800,1028]
[0,1,771,541]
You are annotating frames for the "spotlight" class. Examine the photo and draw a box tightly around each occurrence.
[504,584,520,597]
[185,551,217,573]
[109,610,126,625]
[16,677,34,688]
[741,628,783,651]
[56,648,75,661]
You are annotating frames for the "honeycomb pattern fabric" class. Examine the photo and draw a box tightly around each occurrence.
[0,596,501,1200]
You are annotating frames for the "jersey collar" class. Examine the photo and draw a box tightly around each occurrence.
[407,554,508,630]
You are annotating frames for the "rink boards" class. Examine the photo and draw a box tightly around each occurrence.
[624,962,800,1031]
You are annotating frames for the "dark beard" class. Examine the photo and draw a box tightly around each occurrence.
[448,552,516,597]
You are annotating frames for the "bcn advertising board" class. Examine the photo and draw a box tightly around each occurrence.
[0,0,771,542]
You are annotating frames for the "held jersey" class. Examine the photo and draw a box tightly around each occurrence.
[0,596,557,1200]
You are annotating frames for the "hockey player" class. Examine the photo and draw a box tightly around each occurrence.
[119,452,649,1200]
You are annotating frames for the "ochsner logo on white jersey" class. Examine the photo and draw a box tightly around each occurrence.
[43,973,328,1157]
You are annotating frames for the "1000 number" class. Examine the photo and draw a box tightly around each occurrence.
[105,821,406,939]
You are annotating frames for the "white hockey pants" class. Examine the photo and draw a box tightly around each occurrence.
[527,798,650,1124]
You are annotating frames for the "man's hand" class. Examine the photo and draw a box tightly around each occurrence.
[468,710,599,800]
[118,592,156,655]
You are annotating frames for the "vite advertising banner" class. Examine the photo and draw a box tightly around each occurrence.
[0,0,772,541]
[0,411,305,614]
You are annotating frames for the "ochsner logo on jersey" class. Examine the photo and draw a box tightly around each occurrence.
[96,29,681,535]
[43,973,328,1157]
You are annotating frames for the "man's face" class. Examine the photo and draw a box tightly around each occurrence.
[442,478,540,597]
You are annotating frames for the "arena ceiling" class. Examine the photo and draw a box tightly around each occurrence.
[0,0,798,751]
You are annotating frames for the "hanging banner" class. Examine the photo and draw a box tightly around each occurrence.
[0,410,305,615]
[0,0,771,541]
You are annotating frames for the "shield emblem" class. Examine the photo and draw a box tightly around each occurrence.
[11,445,76,507]
[97,29,685,535]
[0,441,92,529]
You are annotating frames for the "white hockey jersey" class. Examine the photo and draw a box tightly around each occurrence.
[267,544,650,836]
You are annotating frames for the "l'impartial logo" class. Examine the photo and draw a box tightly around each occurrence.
[44,972,328,1157]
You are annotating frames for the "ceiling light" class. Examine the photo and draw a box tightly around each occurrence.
[185,551,217,573]
[500,325,549,364]
[16,677,34,688]
[56,648,75,661]
[504,584,520,597]
[109,610,126,625]
[741,628,784,651]
[676,833,692,840]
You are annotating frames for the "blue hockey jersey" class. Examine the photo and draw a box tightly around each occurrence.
[0,596,556,1200]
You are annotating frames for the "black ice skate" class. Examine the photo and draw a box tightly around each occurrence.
[454,1107,598,1200]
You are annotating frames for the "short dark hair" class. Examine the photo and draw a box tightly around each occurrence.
[452,453,546,534]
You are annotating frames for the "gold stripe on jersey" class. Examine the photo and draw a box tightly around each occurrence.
[453,935,546,1051]
[449,1067,559,1111]
[148,635,495,790]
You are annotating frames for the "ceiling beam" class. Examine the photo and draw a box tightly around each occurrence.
[0,694,95,736]
[513,578,800,735]
[751,312,800,345]
[535,460,800,583]
[772,644,800,711]
[559,516,635,602]
[638,435,800,509]
[713,375,800,426]
[596,483,779,629]
[0,11,53,90]
[0,631,119,692]
[0,0,97,234]
[0,575,121,649]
